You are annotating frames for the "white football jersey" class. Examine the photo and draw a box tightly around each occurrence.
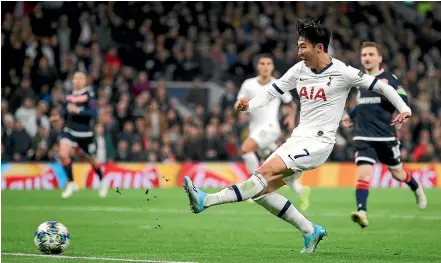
[269,58,408,143]
[238,77,293,131]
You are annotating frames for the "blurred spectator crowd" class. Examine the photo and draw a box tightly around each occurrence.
[2,2,440,163]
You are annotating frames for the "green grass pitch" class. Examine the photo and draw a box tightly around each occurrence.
[2,188,441,263]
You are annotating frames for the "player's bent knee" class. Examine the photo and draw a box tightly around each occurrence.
[58,142,72,162]
[357,172,371,182]
[253,178,285,199]
[90,160,100,170]
[257,164,280,180]
[59,153,70,163]
[59,147,69,159]
[240,145,251,154]
[257,156,287,182]
[241,138,259,154]
[253,190,269,199]
[390,168,406,181]
[357,164,373,181]
[256,166,272,180]
[254,187,275,200]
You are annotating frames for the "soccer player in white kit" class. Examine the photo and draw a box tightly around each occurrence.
[183,20,412,253]
[238,54,310,211]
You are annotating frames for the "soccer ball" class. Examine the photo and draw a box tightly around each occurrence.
[34,221,70,254]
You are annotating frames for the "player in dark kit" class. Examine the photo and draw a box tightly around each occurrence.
[343,42,427,228]
[50,72,108,199]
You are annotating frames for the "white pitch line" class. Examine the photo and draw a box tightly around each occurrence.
[3,205,441,220]
[1,253,198,263]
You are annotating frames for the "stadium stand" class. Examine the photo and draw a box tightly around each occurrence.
[1,2,440,162]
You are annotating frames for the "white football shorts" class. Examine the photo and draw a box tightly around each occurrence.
[249,126,280,149]
[264,135,334,189]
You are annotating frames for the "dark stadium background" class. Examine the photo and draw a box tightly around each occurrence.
[2,1,440,163]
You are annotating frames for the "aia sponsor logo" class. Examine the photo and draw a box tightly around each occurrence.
[85,163,159,189]
[2,169,59,190]
[298,87,327,101]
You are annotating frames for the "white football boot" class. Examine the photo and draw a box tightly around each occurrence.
[98,180,108,198]
[300,224,327,253]
[414,183,427,209]
[61,181,78,199]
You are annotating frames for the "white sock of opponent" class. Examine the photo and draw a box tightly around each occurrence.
[242,152,259,173]
[253,192,314,235]
[203,172,268,207]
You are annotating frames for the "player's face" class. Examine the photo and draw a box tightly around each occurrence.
[72,73,86,89]
[297,37,319,68]
[361,47,382,71]
[257,58,274,78]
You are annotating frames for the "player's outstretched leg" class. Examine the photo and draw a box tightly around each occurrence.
[351,164,371,228]
[259,142,311,212]
[59,139,77,199]
[83,141,108,198]
[183,176,208,213]
[253,191,326,253]
[183,155,287,213]
[390,168,427,209]
[95,164,107,198]
[80,138,108,198]
[184,155,328,253]
[183,171,268,213]
[89,160,107,198]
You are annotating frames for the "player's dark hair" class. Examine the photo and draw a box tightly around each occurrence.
[256,53,273,64]
[361,41,383,56]
[297,20,332,53]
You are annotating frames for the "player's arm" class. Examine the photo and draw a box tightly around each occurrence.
[235,81,250,111]
[341,89,358,128]
[286,101,297,119]
[281,92,296,114]
[76,102,98,117]
[70,95,98,117]
[341,110,354,128]
[392,76,408,103]
[281,92,297,130]
[237,81,248,100]
[348,107,357,119]
[344,66,411,128]
[236,67,297,112]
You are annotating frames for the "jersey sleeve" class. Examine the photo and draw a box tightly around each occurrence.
[247,66,298,111]
[237,81,248,99]
[77,91,98,117]
[271,66,298,94]
[343,66,377,89]
[343,66,411,114]
[391,75,408,103]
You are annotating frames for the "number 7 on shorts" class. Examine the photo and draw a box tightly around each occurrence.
[288,149,310,161]
[294,149,310,159]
